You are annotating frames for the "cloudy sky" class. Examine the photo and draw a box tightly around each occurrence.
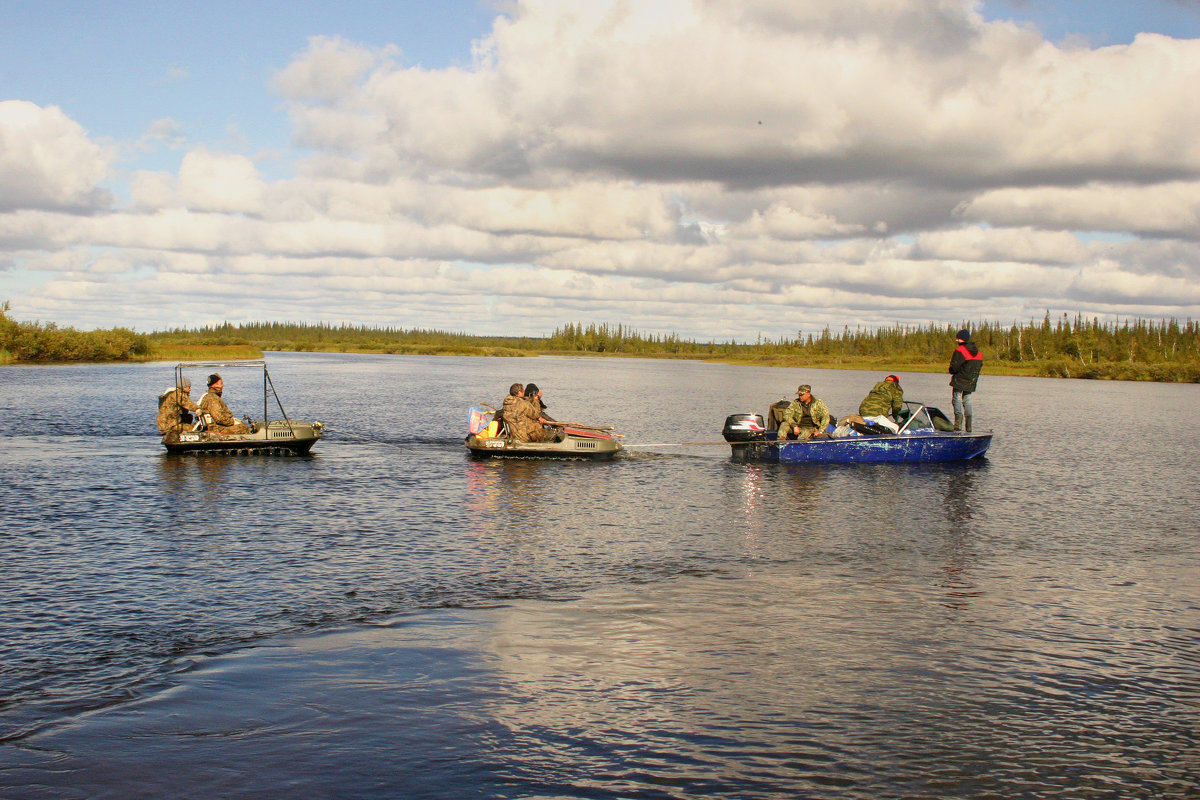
[2,0,1199,340]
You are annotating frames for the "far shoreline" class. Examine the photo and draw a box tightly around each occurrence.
[0,345,1167,382]
[3,312,1197,382]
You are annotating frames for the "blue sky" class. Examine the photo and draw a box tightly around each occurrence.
[2,0,1199,337]
[983,0,1200,43]
[1,1,494,177]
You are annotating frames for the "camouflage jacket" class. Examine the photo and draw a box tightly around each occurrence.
[858,381,904,418]
[156,387,200,433]
[502,395,544,441]
[199,390,238,427]
[778,397,831,433]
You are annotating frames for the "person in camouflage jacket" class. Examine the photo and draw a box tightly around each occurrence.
[198,373,251,435]
[156,377,200,434]
[777,384,831,440]
[857,375,905,431]
[501,383,555,442]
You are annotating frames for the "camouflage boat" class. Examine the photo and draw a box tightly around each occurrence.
[463,405,623,460]
[160,360,324,456]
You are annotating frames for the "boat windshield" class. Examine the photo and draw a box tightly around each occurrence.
[898,403,933,433]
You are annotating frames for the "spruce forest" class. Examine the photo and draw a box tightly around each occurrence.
[2,303,1198,382]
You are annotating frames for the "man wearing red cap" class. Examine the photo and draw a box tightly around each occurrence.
[857,375,905,432]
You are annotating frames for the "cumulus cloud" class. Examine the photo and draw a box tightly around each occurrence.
[958,181,1200,236]
[0,101,113,213]
[177,150,266,214]
[277,3,1200,190]
[4,0,1200,337]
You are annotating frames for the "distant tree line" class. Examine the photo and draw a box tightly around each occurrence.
[545,316,1200,381]
[3,304,1198,381]
[147,321,537,357]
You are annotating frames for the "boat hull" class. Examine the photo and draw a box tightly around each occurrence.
[730,431,991,464]
[163,420,324,456]
[465,429,622,460]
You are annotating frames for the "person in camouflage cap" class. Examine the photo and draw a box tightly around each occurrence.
[777,384,831,440]
[198,373,251,435]
[156,377,200,435]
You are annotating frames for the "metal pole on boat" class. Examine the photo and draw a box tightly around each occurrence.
[264,368,297,437]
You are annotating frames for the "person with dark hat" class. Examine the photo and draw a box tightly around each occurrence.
[523,383,555,422]
[198,373,251,434]
[857,374,905,432]
[500,382,555,442]
[948,328,983,431]
[777,384,831,440]
[156,376,199,435]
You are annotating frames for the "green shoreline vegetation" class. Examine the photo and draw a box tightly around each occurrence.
[3,303,1198,382]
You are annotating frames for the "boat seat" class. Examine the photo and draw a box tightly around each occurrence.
[495,417,512,438]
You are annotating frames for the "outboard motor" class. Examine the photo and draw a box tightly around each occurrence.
[722,413,766,442]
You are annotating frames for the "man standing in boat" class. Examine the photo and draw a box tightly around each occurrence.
[777,384,831,440]
[198,373,251,435]
[157,377,200,435]
[948,329,984,431]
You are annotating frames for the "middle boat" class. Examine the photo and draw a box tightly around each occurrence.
[463,405,623,460]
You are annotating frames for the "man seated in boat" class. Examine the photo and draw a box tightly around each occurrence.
[198,373,252,435]
[523,383,555,422]
[857,375,906,433]
[157,377,199,436]
[500,382,556,442]
[777,384,831,440]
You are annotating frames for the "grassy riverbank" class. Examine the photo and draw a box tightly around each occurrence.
[3,306,1198,381]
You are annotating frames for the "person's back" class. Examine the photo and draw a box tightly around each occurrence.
[949,341,983,392]
[507,395,553,441]
[157,381,198,434]
[858,377,903,418]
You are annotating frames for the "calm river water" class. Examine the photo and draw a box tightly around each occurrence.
[0,352,1197,799]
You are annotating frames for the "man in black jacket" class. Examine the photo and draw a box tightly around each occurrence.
[948,329,983,431]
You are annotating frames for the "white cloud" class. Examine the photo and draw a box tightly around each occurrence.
[275,3,1200,189]
[0,101,113,213]
[177,149,266,214]
[958,181,1200,236]
[5,1,1200,337]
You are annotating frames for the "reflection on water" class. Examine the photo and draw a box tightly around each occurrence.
[464,459,552,524]
[1,354,1198,798]
[938,462,984,524]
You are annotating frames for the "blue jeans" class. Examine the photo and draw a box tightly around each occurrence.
[952,389,973,418]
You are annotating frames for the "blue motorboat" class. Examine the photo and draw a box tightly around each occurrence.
[722,402,991,464]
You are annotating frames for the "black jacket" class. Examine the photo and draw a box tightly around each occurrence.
[949,342,983,392]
